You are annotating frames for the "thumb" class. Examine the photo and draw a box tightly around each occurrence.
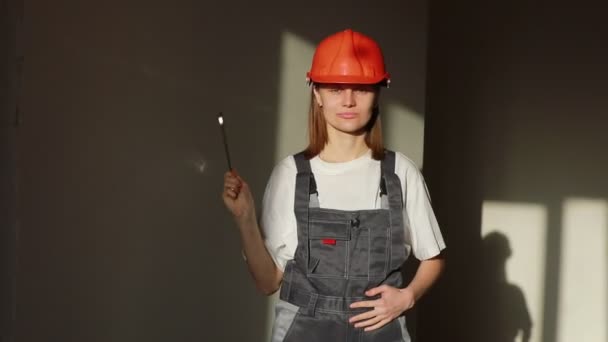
[230,169,244,184]
[231,169,245,183]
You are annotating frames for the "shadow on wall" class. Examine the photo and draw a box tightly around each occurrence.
[479,232,532,342]
[421,1,608,342]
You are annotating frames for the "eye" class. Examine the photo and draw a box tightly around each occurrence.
[328,87,342,94]
[353,85,374,94]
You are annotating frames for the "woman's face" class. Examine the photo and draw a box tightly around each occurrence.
[313,83,378,136]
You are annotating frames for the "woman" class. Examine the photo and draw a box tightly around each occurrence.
[222,29,446,342]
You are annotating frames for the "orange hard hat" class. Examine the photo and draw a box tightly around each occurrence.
[306,29,390,86]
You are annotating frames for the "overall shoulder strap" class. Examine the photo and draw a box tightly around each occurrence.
[293,152,318,197]
[293,152,319,209]
[293,151,312,173]
[379,150,396,196]
[380,150,396,175]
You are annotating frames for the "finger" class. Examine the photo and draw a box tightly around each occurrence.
[355,315,383,329]
[234,176,246,189]
[349,310,377,324]
[225,171,237,181]
[225,174,242,185]
[224,174,240,185]
[224,179,241,190]
[224,188,239,199]
[224,187,239,196]
[365,285,390,297]
[350,299,379,309]
[224,176,243,191]
[364,318,391,332]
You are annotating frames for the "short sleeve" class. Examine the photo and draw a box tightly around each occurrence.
[397,154,446,260]
[260,157,298,272]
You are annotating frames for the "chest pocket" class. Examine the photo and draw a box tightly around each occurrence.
[307,220,350,277]
[307,218,389,279]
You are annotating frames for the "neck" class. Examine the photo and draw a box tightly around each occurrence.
[319,129,369,163]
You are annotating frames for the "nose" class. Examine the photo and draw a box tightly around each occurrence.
[341,89,356,107]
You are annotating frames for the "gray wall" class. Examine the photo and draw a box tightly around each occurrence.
[1,1,20,341]
[421,2,607,341]
[16,1,428,341]
[16,2,605,341]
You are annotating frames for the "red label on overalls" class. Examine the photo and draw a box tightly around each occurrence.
[322,239,336,245]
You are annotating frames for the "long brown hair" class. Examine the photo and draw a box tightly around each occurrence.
[303,88,385,160]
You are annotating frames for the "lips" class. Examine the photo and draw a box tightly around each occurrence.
[337,112,358,119]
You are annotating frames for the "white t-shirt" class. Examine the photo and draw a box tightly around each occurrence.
[261,150,446,272]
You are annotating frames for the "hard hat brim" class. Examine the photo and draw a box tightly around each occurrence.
[307,72,390,86]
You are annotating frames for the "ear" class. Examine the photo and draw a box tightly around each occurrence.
[312,86,323,107]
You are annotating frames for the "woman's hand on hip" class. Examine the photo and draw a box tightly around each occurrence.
[222,170,255,223]
[348,285,415,331]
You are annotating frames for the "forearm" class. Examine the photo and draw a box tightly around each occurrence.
[236,214,282,295]
[404,256,445,301]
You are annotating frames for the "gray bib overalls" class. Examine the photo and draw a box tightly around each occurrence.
[274,150,411,342]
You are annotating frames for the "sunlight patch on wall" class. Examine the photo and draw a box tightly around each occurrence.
[557,198,607,342]
[274,31,314,162]
[266,30,316,340]
[383,102,424,168]
[481,201,548,342]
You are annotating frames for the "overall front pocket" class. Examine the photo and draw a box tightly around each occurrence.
[349,226,390,278]
[307,220,351,277]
